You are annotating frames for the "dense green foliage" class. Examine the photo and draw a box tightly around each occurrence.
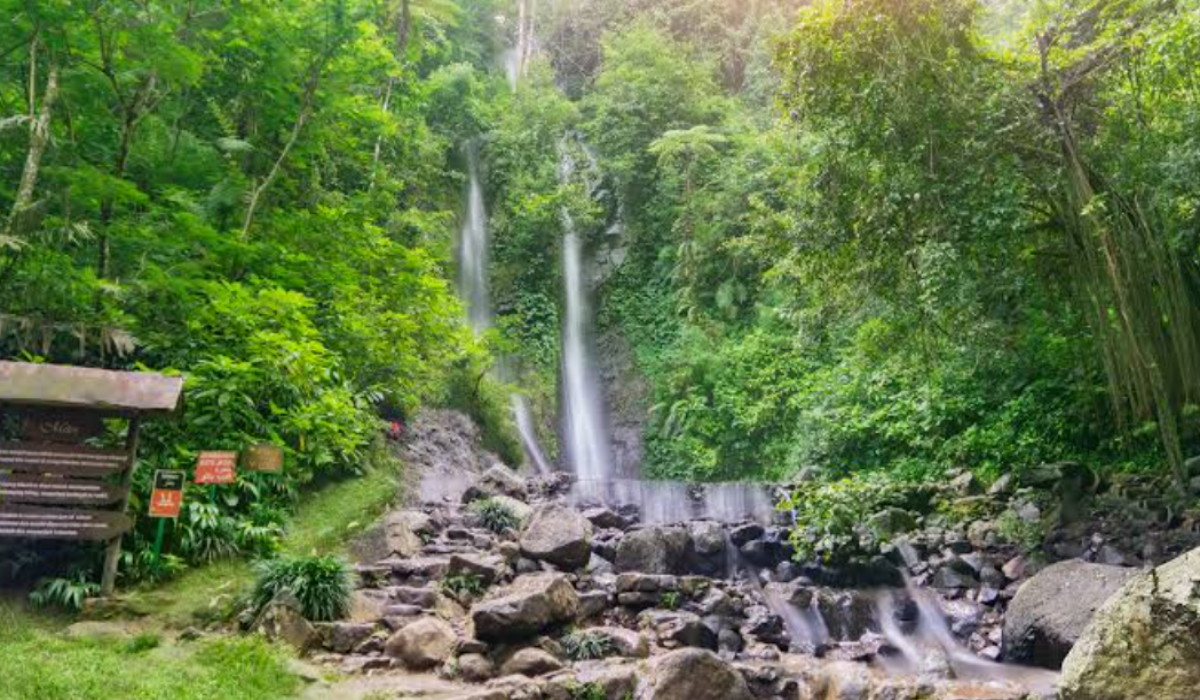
[0,0,515,587]
[485,0,1200,486]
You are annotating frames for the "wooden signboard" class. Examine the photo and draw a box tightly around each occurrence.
[0,360,184,596]
[149,470,184,519]
[0,505,131,541]
[194,451,237,484]
[0,476,124,507]
[18,408,106,444]
[0,442,128,477]
[244,444,283,473]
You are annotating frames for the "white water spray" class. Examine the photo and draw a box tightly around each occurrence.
[459,142,490,332]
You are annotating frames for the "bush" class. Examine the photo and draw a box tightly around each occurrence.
[780,473,933,565]
[562,630,616,661]
[28,574,100,612]
[473,498,521,534]
[250,555,353,622]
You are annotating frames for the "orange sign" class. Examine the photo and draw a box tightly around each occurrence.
[194,451,237,485]
[149,470,184,519]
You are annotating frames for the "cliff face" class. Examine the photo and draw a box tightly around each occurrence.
[597,326,649,479]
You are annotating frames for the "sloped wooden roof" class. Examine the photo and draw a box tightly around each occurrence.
[0,361,183,413]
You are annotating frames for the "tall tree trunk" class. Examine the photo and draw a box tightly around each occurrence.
[2,61,59,246]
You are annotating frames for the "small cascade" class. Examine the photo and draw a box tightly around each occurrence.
[568,478,777,524]
[512,394,551,476]
[725,531,831,652]
[874,576,1059,694]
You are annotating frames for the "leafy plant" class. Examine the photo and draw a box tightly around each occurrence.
[566,681,608,700]
[441,573,487,600]
[562,630,617,662]
[473,498,521,534]
[251,555,353,622]
[29,574,100,612]
[659,591,681,611]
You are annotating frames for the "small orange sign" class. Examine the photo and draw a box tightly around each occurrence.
[194,451,237,485]
[149,470,184,519]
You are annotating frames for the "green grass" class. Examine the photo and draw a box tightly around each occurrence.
[0,456,404,699]
[0,598,299,700]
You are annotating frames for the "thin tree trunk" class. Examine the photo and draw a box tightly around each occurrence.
[3,62,59,245]
[240,71,320,240]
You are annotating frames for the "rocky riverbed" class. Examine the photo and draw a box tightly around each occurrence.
[255,411,1200,700]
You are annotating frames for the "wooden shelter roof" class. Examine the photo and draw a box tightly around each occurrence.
[0,361,183,414]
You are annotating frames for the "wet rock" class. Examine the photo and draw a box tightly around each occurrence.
[1003,559,1137,668]
[642,648,753,700]
[582,506,631,531]
[816,589,877,641]
[1001,556,1026,581]
[818,660,872,700]
[729,523,765,548]
[470,573,579,642]
[520,504,593,570]
[742,605,787,648]
[458,652,495,682]
[641,610,718,650]
[500,647,563,677]
[931,562,976,590]
[1060,547,1200,700]
[385,617,456,670]
[449,552,507,586]
[615,526,692,575]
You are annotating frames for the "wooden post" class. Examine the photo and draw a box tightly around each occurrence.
[100,413,140,597]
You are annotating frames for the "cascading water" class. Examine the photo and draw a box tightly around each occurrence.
[455,141,552,475]
[559,215,613,483]
[458,142,490,333]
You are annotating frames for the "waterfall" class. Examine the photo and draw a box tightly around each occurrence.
[455,140,552,475]
[459,142,490,332]
[560,227,613,482]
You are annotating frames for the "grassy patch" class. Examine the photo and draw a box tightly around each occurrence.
[0,599,299,700]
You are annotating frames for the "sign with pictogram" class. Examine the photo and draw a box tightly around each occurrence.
[149,470,184,519]
[194,451,237,484]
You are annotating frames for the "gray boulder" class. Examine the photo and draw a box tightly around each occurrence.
[615,526,692,575]
[1060,547,1200,700]
[499,647,563,677]
[384,617,456,670]
[470,573,579,642]
[1002,559,1137,668]
[519,504,593,570]
[642,648,753,700]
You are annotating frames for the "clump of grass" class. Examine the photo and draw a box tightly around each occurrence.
[562,629,616,661]
[28,575,100,612]
[250,555,353,622]
[473,498,520,534]
[660,591,681,610]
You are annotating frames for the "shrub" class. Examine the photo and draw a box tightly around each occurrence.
[251,555,353,622]
[562,630,616,662]
[441,573,487,599]
[473,498,520,534]
[659,591,681,611]
[28,574,100,612]
[566,681,608,700]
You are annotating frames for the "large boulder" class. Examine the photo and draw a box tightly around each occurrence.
[499,647,563,677]
[1059,547,1200,700]
[519,504,592,570]
[642,648,753,700]
[470,573,579,642]
[615,526,692,575]
[383,509,435,558]
[384,617,457,670]
[1002,559,1137,668]
[478,463,529,498]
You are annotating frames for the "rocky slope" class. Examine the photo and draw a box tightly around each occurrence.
[258,411,1200,700]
